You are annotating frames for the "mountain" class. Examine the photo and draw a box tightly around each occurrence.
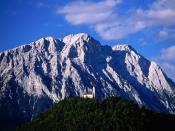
[0,33,175,130]
[17,97,175,131]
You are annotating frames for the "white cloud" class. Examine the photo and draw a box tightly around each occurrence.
[57,0,145,39]
[160,63,175,81]
[135,0,175,26]
[156,45,175,81]
[57,0,175,40]
[57,0,120,25]
[158,28,175,41]
[95,20,146,39]
[160,45,175,61]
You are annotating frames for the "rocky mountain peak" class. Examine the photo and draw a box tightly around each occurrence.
[63,33,90,44]
[112,44,136,52]
[0,33,175,130]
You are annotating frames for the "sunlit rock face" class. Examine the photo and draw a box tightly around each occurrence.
[0,33,175,124]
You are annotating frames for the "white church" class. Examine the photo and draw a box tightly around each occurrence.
[83,85,96,98]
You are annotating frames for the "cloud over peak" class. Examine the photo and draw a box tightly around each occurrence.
[57,0,175,41]
[57,0,121,25]
[157,45,175,81]
[160,45,175,61]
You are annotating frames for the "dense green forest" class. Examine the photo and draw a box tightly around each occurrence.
[17,97,175,131]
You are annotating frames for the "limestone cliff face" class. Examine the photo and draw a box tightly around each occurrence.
[0,33,175,124]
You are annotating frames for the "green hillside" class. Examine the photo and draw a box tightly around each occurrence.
[17,97,175,131]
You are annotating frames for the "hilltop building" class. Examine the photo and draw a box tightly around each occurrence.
[83,85,95,98]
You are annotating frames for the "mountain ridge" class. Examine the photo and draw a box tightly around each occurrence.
[0,33,175,130]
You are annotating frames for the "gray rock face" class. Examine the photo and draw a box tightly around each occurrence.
[0,33,175,125]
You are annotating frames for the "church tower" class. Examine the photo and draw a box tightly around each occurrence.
[92,83,96,98]
[83,81,96,99]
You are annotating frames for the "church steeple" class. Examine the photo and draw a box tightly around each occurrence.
[83,81,96,99]
[92,82,95,98]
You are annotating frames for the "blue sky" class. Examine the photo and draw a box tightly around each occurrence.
[0,0,175,81]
